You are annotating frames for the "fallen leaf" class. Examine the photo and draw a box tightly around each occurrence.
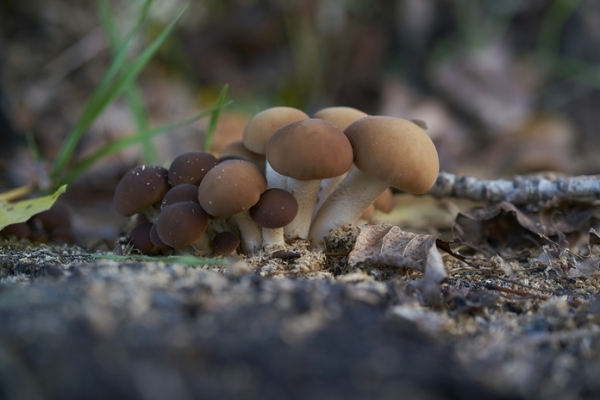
[0,185,67,231]
[348,224,447,305]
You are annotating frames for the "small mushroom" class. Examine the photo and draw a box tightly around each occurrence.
[161,184,200,210]
[249,188,298,248]
[198,160,267,252]
[129,222,155,255]
[266,118,353,240]
[156,202,210,254]
[168,151,217,186]
[149,223,170,252]
[114,165,171,220]
[211,231,240,256]
[309,116,439,244]
[374,188,394,214]
[242,107,308,189]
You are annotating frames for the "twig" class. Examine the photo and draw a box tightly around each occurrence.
[429,171,600,205]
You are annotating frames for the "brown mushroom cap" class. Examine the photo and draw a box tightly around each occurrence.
[149,223,169,250]
[312,106,368,131]
[211,231,240,255]
[114,165,170,217]
[161,184,200,211]
[168,151,217,186]
[220,140,266,170]
[266,119,353,181]
[242,107,308,154]
[156,203,208,248]
[198,160,267,217]
[344,116,439,194]
[249,188,298,229]
[129,222,155,254]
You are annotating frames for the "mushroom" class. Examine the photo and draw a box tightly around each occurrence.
[311,107,368,216]
[149,223,170,252]
[114,165,171,220]
[219,140,266,171]
[156,202,210,254]
[198,159,267,252]
[161,184,200,210]
[249,188,298,248]
[129,222,155,255]
[211,231,240,256]
[309,116,439,244]
[242,107,308,189]
[266,118,353,240]
[168,151,217,186]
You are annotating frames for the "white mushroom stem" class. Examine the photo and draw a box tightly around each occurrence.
[312,173,347,218]
[262,227,285,248]
[266,161,288,190]
[284,179,321,240]
[232,210,263,252]
[309,168,389,244]
[190,234,213,256]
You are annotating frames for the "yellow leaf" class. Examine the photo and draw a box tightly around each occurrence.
[0,185,67,231]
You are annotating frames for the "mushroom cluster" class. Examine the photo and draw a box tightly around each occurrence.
[114,106,439,256]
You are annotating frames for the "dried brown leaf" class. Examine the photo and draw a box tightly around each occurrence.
[348,224,447,305]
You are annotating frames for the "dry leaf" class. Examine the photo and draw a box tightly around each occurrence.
[348,224,447,305]
[0,185,67,231]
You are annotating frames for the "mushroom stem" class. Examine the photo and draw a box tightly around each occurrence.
[266,162,288,190]
[312,173,347,218]
[190,234,213,256]
[284,179,321,240]
[309,168,389,244]
[262,227,285,248]
[232,210,263,252]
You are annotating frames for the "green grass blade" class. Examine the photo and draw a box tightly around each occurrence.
[93,253,229,266]
[50,0,178,183]
[204,84,229,152]
[98,0,158,164]
[63,100,232,184]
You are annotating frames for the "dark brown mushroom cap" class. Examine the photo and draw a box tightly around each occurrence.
[312,106,368,131]
[249,188,298,229]
[266,119,353,181]
[198,160,267,217]
[156,203,208,249]
[344,116,439,194]
[149,223,169,250]
[129,222,155,254]
[36,203,72,231]
[211,231,240,255]
[161,184,200,210]
[0,222,31,239]
[168,151,217,186]
[114,165,170,217]
[242,107,308,154]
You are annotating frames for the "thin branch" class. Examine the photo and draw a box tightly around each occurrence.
[428,171,600,205]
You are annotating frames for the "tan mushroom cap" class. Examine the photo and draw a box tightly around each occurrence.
[198,160,267,217]
[312,106,368,131]
[266,119,354,181]
[242,107,308,154]
[220,140,266,171]
[344,116,439,194]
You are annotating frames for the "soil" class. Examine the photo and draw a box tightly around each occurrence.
[1,235,600,400]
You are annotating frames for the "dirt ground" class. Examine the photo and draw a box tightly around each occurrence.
[1,226,600,400]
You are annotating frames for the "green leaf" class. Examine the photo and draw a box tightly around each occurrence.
[204,84,229,152]
[0,185,67,231]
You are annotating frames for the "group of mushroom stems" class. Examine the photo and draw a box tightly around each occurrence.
[114,106,440,256]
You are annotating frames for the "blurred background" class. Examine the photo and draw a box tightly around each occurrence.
[1,0,600,244]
